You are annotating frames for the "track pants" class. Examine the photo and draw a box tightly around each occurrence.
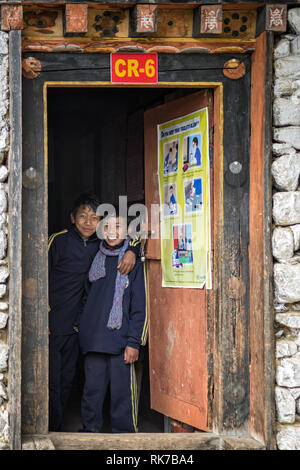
[81,352,138,433]
[49,333,79,431]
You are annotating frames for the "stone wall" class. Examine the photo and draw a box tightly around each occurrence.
[0,31,9,449]
[273,8,300,451]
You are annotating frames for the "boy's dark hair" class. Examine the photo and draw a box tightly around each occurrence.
[193,137,198,146]
[71,192,101,217]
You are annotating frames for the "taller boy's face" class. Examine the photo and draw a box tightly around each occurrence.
[102,216,127,247]
[71,205,100,239]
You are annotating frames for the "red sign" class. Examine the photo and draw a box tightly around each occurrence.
[111,53,158,84]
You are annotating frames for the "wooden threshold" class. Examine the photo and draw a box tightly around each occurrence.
[22,433,265,450]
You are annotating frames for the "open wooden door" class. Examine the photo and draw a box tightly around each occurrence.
[144,90,213,431]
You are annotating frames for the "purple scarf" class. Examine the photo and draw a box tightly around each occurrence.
[88,237,130,330]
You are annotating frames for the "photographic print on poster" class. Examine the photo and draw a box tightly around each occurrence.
[163,139,179,175]
[182,133,202,172]
[172,223,193,268]
[163,182,178,217]
[184,177,203,213]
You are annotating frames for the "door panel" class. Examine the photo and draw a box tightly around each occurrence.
[144,91,213,431]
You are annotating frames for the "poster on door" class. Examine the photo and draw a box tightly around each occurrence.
[157,108,211,289]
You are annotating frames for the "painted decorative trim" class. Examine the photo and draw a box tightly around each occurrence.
[22,38,255,54]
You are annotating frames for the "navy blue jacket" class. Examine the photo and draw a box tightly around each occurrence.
[48,227,99,335]
[48,227,141,336]
[79,254,147,355]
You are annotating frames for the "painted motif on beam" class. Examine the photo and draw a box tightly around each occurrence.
[221,10,256,39]
[22,7,257,41]
[135,5,157,34]
[88,9,129,38]
[1,5,23,31]
[23,9,62,37]
[201,6,222,35]
[65,4,88,34]
[155,9,193,38]
[223,59,246,80]
[266,5,287,32]
[22,57,42,79]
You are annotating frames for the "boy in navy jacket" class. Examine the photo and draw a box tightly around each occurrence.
[79,212,147,433]
[48,193,140,432]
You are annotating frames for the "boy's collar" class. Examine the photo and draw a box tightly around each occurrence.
[103,239,125,251]
[72,225,97,241]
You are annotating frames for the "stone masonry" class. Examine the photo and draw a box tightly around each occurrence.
[273,7,300,451]
[0,30,9,450]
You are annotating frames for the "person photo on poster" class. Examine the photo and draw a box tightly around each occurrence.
[184,178,203,213]
[163,183,178,217]
[163,139,179,175]
[182,133,202,172]
[172,224,193,269]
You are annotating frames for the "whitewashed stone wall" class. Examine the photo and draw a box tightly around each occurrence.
[0,31,9,450]
[273,8,300,451]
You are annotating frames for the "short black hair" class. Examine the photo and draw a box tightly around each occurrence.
[101,204,144,230]
[71,192,101,217]
[193,137,198,146]
[101,205,131,228]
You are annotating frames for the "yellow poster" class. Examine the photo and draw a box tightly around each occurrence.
[158,108,211,289]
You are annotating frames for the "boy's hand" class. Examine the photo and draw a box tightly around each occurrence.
[124,346,139,364]
[118,250,136,275]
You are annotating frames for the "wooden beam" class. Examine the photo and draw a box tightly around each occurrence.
[1,5,23,31]
[249,31,276,449]
[8,29,22,451]
[45,432,265,450]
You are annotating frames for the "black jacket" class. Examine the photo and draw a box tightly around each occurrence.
[48,226,141,335]
[48,227,99,335]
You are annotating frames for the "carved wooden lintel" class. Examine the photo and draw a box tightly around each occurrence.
[1,5,23,31]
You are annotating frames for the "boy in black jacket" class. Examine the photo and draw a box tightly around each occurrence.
[79,211,147,433]
[48,193,140,432]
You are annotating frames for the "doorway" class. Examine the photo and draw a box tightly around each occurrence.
[19,48,273,448]
[47,86,202,433]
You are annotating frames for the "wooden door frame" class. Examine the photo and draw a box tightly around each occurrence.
[11,32,274,449]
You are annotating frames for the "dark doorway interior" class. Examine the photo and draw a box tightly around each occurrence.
[47,86,199,433]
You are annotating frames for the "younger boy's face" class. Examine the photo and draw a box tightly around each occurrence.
[102,216,127,247]
[71,205,100,239]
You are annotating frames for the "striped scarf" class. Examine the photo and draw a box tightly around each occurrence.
[88,237,130,330]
